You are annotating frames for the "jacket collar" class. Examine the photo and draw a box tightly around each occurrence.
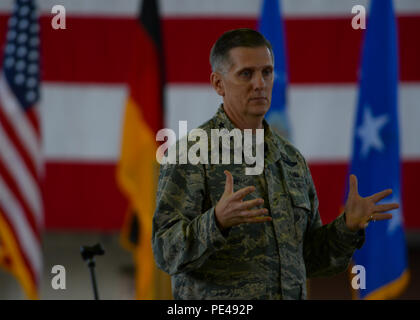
[212,104,288,165]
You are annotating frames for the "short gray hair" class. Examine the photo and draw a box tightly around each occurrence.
[209,28,274,73]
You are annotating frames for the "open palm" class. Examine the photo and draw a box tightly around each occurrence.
[344,174,399,231]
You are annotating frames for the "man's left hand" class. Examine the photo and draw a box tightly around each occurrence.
[344,174,399,231]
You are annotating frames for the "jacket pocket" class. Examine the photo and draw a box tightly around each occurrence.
[288,185,311,243]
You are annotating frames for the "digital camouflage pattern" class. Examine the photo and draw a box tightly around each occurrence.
[152,105,365,299]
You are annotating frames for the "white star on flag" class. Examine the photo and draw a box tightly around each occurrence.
[357,107,389,158]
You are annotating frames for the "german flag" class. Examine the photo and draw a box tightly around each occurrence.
[116,0,165,299]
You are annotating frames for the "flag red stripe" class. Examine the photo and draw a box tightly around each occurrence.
[39,16,135,84]
[44,162,128,230]
[0,104,40,185]
[43,160,420,230]
[166,16,420,83]
[310,160,420,229]
[0,203,38,286]
[0,15,417,84]
[0,158,40,240]
[400,160,420,229]
[25,108,41,140]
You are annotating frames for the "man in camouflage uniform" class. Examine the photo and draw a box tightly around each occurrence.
[152,29,398,299]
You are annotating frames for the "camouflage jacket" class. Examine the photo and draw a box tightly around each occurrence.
[152,105,364,300]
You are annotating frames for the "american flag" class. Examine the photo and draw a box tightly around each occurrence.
[0,0,42,299]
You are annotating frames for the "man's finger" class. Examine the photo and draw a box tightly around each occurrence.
[236,198,264,211]
[231,185,256,201]
[370,213,393,221]
[373,203,399,213]
[224,170,234,195]
[243,209,272,223]
[348,174,358,198]
[240,208,269,218]
[368,189,393,203]
[244,216,273,224]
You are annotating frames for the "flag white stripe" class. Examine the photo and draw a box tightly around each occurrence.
[166,84,420,161]
[40,83,420,162]
[0,74,43,175]
[41,83,127,162]
[0,175,42,279]
[0,122,43,227]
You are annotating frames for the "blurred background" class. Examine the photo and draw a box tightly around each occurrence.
[0,0,419,300]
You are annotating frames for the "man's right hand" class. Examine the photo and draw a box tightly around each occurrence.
[214,170,272,230]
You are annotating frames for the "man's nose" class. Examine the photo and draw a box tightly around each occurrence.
[252,72,266,90]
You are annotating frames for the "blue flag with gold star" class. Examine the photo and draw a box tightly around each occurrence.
[258,0,291,140]
[349,0,409,299]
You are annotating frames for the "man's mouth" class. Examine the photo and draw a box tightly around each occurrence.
[249,97,268,102]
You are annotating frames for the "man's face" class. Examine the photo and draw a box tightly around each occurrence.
[213,46,274,118]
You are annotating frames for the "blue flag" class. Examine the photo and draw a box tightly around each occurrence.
[258,0,291,140]
[349,0,409,299]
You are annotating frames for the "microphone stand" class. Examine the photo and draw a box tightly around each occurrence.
[80,243,105,300]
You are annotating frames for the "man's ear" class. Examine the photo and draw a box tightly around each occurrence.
[210,72,225,97]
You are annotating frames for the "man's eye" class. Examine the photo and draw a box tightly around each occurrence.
[263,69,273,77]
[240,70,251,78]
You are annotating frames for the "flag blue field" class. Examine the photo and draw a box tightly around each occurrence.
[258,0,291,140]
[349,0,409,299]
